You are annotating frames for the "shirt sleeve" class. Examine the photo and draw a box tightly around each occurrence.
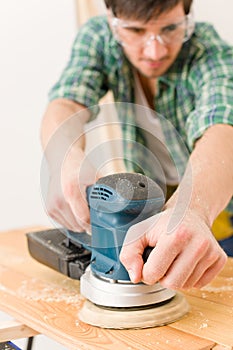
[48,17,109,114]
[185,43,233,150]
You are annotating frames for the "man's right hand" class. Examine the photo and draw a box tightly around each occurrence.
[45,146,99,232]
[41,99,96,232]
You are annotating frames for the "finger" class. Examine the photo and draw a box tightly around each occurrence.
[120,215,163,283]
[46,196,71,228]
[46,189,87,232]
[123,215,160,246]
[48,200,83,231]
[182,242,227,289]
[142,246,179,285]
[181,246,219,289]
[159,238,210,289]
[142,228,191,285]
[59,207,87,232]
[48,208,73,231]
[69,197,91,232]
[64,183,91,232]
[193,251,227,288]
[120,232,147,283]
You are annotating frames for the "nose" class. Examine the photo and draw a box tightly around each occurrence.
[143,36,168,61]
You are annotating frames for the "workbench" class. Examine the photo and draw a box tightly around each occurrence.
[0,227,232,350]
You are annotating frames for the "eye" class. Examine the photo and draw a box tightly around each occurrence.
[161,23,180,33]
[124,26,145,34]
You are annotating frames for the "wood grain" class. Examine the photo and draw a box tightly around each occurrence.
[0,227,232,349]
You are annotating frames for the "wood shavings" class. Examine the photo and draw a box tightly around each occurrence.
[201,285,233,293]
[15,279,84,305]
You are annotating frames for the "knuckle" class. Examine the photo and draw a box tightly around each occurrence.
[159,276,179,290]
[174,225,192,243]
[120,249,135,268]
[143,266,162,285]
[205,253,217,266]
[46,201,58,217]
[54,197,65,211]
[169,226,192,250]
[47,209,57,220]
[206,246,227,267]
[63,182,77,198]
[218,250,228,267]
[119,251,128,265]
[78,215,89,228]
[195,238,210,256]
[47,192,65,211]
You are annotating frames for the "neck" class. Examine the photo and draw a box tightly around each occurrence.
[138,73,157,110]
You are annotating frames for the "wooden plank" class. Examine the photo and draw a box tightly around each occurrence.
[75,0,105,26]
[217,258,233,278]
[84,102,126,176]
[74,0,125,177]
[0,288,215,350]
[170,294,233,347]
[0,320,38,342]
[184,275,233,307]
[0,227,217,350]
[212,346,232,350]
[169,259,233,348]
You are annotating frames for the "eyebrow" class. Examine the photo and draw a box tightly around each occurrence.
[120,16,185,28]
[121,19,184,32]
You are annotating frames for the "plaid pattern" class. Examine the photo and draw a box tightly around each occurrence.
[49,16,233,212]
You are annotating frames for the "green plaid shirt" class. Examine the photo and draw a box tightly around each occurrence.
[49,16,233,212]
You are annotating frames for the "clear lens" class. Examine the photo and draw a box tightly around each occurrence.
[111,14,194,48]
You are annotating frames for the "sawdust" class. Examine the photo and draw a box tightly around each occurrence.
[199,322,208,329]
[201,285,233,293]
[17,278,84,305]
[0,278,84,306]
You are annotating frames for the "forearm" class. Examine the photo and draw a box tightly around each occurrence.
[40,98,97,231]
[41,98,90,169]
[166,124,233,227]
[120,125,231,288]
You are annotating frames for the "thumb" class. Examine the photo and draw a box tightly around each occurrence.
[120,215,160,283]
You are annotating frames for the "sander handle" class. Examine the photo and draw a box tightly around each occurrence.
[142,246,154,262]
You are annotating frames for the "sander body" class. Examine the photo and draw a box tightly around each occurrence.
[27,173,189,322]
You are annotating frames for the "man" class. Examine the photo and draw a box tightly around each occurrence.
[41,0,233,290]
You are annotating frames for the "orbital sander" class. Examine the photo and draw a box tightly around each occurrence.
[27,172,189,329]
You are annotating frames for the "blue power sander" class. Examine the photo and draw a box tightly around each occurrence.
[27,173,189,328]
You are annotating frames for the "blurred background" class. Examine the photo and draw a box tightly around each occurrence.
[0,0,232,348]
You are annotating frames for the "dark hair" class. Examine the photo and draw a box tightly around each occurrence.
[104,0,193,21]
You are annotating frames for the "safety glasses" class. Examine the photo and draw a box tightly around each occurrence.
[111,13,195,49]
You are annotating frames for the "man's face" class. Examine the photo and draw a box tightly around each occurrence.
[110,2,187,78]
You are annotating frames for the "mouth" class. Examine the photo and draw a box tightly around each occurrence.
[143,59,165,69]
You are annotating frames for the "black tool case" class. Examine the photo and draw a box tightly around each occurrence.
[26,229,91,279]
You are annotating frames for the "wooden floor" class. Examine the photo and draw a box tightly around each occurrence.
[0,227,232,350]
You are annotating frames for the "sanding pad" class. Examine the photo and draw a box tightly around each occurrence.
[78,292,189,329]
